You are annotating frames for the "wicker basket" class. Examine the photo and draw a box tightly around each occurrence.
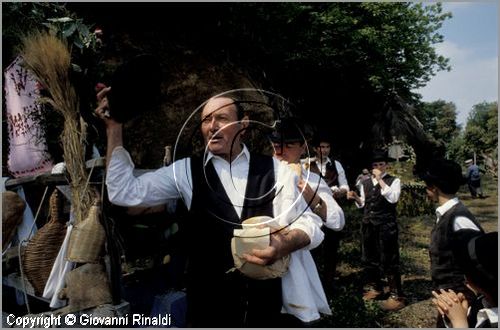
[22,189,66,296]
[66,202,105,263]
[2,191,26,250]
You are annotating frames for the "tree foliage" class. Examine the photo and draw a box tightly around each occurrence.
[2,2,100,67]
[415,100,460,149]
[2,2,102,165]
[463,102,498,155]
[3,3,452,175]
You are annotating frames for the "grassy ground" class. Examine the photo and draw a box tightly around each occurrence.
[317,174,498,328]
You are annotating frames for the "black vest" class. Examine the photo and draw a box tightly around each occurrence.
[361,174,397,225]
[310,159,339,188]
[429,202,484,291]
[185,153,279,327]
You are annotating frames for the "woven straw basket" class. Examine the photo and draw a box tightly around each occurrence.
[2,191,26,250]
[22,189,66,296]
[66,202,105,263]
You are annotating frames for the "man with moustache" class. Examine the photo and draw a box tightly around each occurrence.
[95,90,324,327]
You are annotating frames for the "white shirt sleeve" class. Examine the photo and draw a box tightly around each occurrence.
[334,161,350,192]
[355,184,366,208]
[314,176,345,231]
[106,146,191,208]
[380,177,401,204]
[453,216,481,232]
[274,159,324,250]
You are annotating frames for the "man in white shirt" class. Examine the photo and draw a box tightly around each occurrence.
[95,91,324,327]
[347,150,405,311]
[419,158,484,327]
[305,133,349,291]
[271,119,345,231]
[308,134,349,200]
[271,123,345,297]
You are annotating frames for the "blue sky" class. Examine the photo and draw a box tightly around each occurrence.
[415,2,498,126]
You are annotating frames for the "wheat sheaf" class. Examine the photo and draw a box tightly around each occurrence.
[21,32,94,224]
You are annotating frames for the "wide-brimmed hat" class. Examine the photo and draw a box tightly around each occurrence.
[371,149,388,163]
[453,231,498,288]
[311,131,331,147]
[419,158,466,194]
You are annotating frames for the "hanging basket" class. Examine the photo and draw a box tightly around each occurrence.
[2,191,26,250]
[22,189,66,296]
[66,202,106,263]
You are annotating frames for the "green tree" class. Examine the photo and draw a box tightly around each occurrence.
[218,2,451,163]
[415,100,460,149]
[463,102,498,155]
[3,3,452,172]
[462,102,498,177]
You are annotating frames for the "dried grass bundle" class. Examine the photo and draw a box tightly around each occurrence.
[21,32,93,224]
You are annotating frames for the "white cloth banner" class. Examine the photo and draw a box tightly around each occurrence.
[4,56,53,178]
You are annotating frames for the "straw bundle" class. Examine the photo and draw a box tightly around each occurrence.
[21,32,93,224]
[22,189,67,296]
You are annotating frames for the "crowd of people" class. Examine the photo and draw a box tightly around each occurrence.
[94,92,497,327]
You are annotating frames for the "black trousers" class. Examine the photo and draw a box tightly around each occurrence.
[361,221,402,295]
[312,227,342,293]
[187,271,285,327]
[467,179,483,197]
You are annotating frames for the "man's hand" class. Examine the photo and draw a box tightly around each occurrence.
[243,229,310,266]
[372,168,382,181]
[94,85,122,129]
[333,188,347,200]
[297,179,320,207]
[94,84,124,168]
[346,191,357,200]
[347,190,362,204]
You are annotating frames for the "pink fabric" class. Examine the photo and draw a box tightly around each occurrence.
[4,57,53,177]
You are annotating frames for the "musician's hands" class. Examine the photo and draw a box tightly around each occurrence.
[372,168,382,181]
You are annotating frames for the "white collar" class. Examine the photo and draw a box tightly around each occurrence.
[435,197,459,219]
[204,144,250,166]
[477,307,498,326]
[317,156,332,165]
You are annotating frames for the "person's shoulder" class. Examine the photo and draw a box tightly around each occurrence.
[172,156,193,168]
[385,173,400,182]
[334,159,345,168]
[304,169,321,181]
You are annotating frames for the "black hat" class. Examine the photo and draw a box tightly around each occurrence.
[453,232,498,289]
[311,131,331,147]
[371,149,388,163]
[419,158,466,194]
[269,118,305,144]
